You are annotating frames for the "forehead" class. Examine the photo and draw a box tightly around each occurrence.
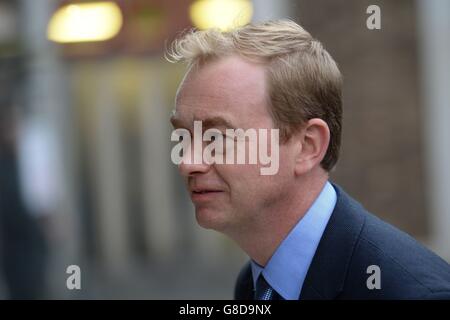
[173,55,270,127]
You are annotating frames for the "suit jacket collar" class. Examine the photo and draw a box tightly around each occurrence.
[299,183,366,299]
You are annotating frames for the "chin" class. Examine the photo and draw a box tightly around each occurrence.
[194,207,229,232]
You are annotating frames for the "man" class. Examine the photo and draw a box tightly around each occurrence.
[167,20,450,299]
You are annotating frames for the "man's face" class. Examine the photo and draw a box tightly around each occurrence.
[171,55,296,235]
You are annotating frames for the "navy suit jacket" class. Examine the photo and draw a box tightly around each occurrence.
[234,184,450,299]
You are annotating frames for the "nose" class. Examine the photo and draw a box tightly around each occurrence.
[178,147,211,177]
[179,161,211,177]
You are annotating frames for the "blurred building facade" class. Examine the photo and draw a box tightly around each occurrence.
[0,0,449,299]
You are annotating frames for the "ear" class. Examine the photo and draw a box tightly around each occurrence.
[294,118,330,176]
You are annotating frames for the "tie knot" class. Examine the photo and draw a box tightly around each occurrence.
[254,275,280,300]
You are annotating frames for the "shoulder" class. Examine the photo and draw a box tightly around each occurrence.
[337,187,450,299]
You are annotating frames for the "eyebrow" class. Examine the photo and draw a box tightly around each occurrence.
[169,113,183,128]
[170,113,236,130]
[202,116,236,130]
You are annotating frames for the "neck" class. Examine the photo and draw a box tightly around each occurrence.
[230,170,328,266]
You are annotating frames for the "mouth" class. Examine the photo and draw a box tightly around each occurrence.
[190,189,224,201]
[192,189,222,194]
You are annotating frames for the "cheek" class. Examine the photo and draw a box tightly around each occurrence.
[222,164,284,201]
[214,163,262,194]
[213,144,294,202]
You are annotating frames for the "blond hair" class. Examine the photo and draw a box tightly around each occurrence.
[166,20,343,171]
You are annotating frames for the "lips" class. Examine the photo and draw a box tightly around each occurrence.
[190,186,224,202]
[192,187,222,193]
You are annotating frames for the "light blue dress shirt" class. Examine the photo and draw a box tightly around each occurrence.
[251,181,337,300]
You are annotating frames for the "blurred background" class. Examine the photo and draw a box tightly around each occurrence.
[0,0,449,299]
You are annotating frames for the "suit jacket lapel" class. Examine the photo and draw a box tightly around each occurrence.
[234,262,255,300]
[299,184,366,299]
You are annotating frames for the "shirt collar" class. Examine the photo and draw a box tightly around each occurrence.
[251,181,337,299]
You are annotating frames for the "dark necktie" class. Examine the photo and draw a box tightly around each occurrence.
[254,275,282,300]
